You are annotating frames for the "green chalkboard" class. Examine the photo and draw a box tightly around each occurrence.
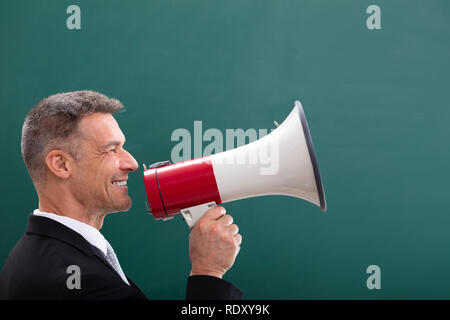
[1,0,449,299]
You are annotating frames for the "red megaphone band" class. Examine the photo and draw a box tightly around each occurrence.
[143,157,222,220]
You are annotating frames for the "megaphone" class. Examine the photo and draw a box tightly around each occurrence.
[143,100,326,228]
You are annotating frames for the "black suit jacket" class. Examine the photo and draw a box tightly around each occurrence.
[0,215,243,300]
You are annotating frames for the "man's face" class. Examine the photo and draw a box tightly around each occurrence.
[69,113,138,215]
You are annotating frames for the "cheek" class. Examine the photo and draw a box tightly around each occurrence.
[74,158,106,185]
[73,165,96,192]
[103,154,121,180]
[74,154,120,189]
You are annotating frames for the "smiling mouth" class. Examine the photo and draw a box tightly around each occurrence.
[112,180,128,188]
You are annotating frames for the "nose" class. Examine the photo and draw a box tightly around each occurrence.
[120,148,139,172]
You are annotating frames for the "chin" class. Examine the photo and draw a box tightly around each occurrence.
[118,199,133,212]
[108,198,132,214]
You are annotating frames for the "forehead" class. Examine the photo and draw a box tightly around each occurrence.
[78,113,125,146]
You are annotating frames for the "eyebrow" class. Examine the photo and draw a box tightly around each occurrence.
[102,139,126,150]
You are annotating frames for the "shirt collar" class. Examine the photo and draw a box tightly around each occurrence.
[33,209,107,255]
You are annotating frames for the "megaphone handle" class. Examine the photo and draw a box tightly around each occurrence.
[181,202,217,229]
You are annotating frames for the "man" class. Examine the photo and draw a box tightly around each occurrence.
[0,91,243,299]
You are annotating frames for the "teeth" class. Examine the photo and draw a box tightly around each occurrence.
[112,181,127,187]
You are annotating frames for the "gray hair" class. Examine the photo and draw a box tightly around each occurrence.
[21,90,124,184]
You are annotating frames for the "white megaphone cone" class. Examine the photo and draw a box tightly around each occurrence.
[143,101,326,228]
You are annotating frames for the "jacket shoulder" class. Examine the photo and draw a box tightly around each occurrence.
[0,233,76,299]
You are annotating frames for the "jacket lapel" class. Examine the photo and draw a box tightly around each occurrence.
[27,215,125,283]
[89,244,127,282]
[26,214,97,257]
[25,214,147,297]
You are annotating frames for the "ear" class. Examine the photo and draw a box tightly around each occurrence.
[45,149,75,180]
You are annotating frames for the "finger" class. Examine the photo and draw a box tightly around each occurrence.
[233,233,242,246]
[218,214,233,227]
[226,224,239,236]
[202,206,226,221]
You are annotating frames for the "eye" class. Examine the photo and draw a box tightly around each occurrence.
[109,148,117,154]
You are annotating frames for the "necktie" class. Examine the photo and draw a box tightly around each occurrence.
[105,240,130,285]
